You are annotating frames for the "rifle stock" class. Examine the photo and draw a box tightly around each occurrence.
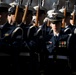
[62,7,66,28]
[47,20,50,27]
[72,11,75,25]
[35,5,39,26]
[14,5,19,23]
[22,5,28,23]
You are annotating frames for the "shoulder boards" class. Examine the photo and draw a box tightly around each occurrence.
[29,25,35,29]
[64,28,70,32]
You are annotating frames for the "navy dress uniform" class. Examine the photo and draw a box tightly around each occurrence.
[1,4,24,75]
[1,5,24,49]
[68,5,76,74]
[68,32,76,74]
[20,6,34,40]
[27,5,47,75]
[18,6,35,75]
[70,5,76,26]
[44,10,71,75]
[59,5,76,34]
[0,1,12,75]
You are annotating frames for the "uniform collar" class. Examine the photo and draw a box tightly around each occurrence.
[54,33,59,37]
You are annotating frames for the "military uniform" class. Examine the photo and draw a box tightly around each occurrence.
[44,8,71,75]
[59,2,76,74]
[68,5,76,74]
[1,3,24,75]
[1,4,24,50]
[0,1,11,75]
[59,1,76,34]
[18,6,35,75]
[26,5,47,75]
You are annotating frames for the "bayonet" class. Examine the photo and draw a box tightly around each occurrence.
[26,0,32,6]
[73,1,76,12]
[41,0,45,7]
[19,0,23,5]
[72,4,76,25]
[65,0,70,10]
[74,5,76,12]
[38,0,40,6]
[52,2,58,10]
[57,0,59,5]
[29,0,32,6]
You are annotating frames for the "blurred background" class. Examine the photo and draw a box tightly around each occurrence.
[2,0,76,10]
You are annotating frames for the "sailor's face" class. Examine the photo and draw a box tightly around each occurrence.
[50,21,61,32]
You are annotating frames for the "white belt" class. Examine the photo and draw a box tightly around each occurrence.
[57,55,68,59]
[48,55,53,58]
[48,55,68,60]
[19,52,30,56]
[0,53,10,56]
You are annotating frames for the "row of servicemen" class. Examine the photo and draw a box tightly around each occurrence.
[0,0,76,75]
[0,13,76,75]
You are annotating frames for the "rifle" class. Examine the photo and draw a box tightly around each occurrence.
[35,4,39,26]
[14,0,24,24]
[47,20,50,27]
[22,0,29,23]
[22,0,32,23]
[62,6,66,28]
[22,4,28,23]
[14,4,19,23]
[62,0,70,28]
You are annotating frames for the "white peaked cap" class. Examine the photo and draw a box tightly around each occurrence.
[33,5,38,10]
[47,9,64,19]
[10,1,18,7]
[59,6,65,13]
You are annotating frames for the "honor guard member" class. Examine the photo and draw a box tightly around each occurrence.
[8,1,24,25]
[2,1,24,44]
[70,4,76,26]
[27,3,47,75]
[1,1,24,75]
[27,5,47,39]
[20,4,34,41]
[0,1,11,75]
[59,0,75,34]
[18,1,35,75]
[33,5,47,74]
[68,4,76,74]
[44,9,71,75]
[0,0,10,38]
[46,0,60,35]
[27,4,47,52]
